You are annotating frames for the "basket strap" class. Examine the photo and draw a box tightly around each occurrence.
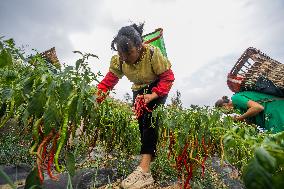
[256,97,284,104]
[119,59,123,73]
[149,46,154,62]
[242,94,284,104]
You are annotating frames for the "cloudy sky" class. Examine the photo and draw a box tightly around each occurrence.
[1,0,284,107]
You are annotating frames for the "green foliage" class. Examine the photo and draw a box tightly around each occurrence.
[151,146,177,185]
[66,152,76,177]
[0,119,33,165]
[1,37,283,188]
[0,37,141,186]
[243,132,284,189]
[0,47,13,68]
[24,168,42,189]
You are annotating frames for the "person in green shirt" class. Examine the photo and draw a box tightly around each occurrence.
[215,91,284,133]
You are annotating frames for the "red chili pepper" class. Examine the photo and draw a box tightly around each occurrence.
[189,164,193,188]
[41,144,48,170]
[201,156,207,178]
[183,159,192,189]
[47,152,57,180]
[176,143,188,171]
[37,162,44,184]
[201,137,207,154]
[176,155,183,170]
[47,133,59,180]
[133,95,152,119]
[168,131,175,159]
[201,137,208,177]
[36,129,54,184]
[181,143,189,158]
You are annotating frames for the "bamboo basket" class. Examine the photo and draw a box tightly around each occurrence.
[40,47,61,69]
[227,47,284,95]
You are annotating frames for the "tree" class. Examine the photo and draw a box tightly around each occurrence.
[170,90,182,109]
[123,92,132,105]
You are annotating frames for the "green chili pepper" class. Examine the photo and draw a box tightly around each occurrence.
[0,99,15,129]
[54,94,76,172]
[29,117,43,155]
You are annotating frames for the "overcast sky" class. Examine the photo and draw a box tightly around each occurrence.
[1,0,284,107]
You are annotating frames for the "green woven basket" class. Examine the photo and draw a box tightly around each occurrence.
[143,28,167,57]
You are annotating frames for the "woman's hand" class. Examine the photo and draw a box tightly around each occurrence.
[235,100,264,122]
[141,92,159,104]
[234,115,245,122]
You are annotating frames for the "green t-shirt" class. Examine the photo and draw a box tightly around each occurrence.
[232,91,284,133]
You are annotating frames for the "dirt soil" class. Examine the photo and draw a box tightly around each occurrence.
[0,156,243,189]
[0,165,179,189]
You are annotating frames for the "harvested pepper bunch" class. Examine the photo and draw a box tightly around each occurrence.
[133,95,152,119]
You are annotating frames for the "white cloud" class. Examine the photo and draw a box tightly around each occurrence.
[1,0,284,107]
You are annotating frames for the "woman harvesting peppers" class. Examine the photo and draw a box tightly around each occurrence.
[97,23,175,189]
[215,91,284,133]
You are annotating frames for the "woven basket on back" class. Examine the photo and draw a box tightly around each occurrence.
[227,47,284,94]
[143,28,167,57]
[40,47,61,69]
